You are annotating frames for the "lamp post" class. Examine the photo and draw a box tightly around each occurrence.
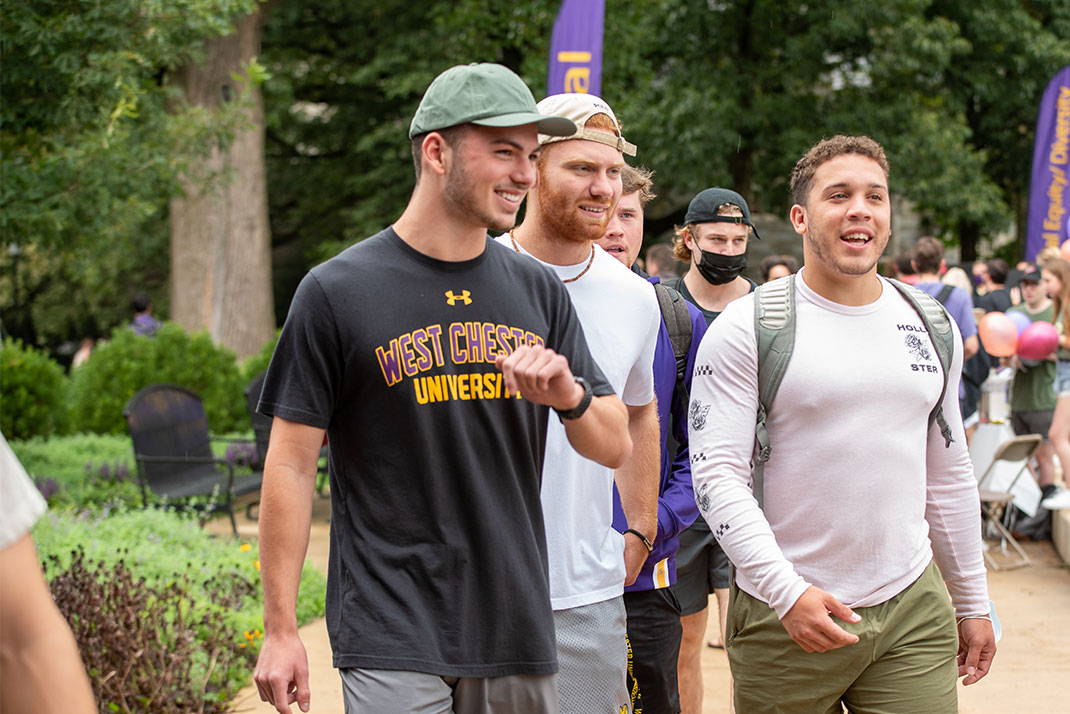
[7,242,21,337]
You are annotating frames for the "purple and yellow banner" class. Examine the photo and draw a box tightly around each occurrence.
[1026,65,1070,261]
[547,0,604,96]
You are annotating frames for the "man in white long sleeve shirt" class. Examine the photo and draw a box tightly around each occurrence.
[689,135,996,713]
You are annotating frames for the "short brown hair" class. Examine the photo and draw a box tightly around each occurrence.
[671,203,745,262]
[411,124,468,182]
[759,254,798,281]
[621,165,656,207]
[790,135,889,207]
[912,237,944,275]
[646,244,677,275]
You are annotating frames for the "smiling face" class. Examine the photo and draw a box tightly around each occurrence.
[440,124,540,233]
[534,137,624,244]
[789,153,890,286]
[595,191,644,267]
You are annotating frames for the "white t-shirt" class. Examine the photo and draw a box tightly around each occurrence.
[690,271,989,619]
[1,432,47,551]
[496,238,660,610]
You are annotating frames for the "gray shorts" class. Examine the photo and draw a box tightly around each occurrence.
[554,597,630,714]
[339,668,558,714]
[1011,409,1053,438]
[674,523,731,616]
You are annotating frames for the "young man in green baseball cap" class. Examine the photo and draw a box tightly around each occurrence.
[254,63,631,714]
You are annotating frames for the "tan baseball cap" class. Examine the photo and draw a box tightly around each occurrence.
[535,93,637,157]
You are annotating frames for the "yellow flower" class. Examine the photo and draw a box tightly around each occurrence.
[254,559,261,572]
[239,543,252,552]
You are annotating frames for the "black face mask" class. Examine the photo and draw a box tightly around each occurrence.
[695,249,747,285]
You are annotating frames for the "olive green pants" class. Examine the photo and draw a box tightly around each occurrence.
[726,561,958,714]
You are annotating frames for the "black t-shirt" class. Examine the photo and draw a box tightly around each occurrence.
[260,228,611,677]
[978,287,1012,313]
[663,275,757,326]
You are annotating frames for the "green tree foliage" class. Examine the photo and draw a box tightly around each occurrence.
[260,0,1069,291]
[923,0,1070,255]
[0,338,70,439]
[68,323,246,435]
[1,0,260,348]
[260,1,559,309]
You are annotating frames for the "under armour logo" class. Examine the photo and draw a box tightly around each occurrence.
[445,290,472,306]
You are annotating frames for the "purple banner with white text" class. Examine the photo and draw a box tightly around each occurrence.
[1026,65,1070,261]
[547,0,604,97]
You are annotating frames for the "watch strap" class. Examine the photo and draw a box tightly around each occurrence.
[554,376,592,420]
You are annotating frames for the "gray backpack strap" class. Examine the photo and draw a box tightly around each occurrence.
[653,282,693,403]
[752,274,797,509]
[887,278,956,448]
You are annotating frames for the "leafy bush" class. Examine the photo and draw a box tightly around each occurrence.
[11,432,258,511]
[48,548,254,713]
[35,507,327,713]
[68,323,246,435]
[11,433,141,509]
[240,328,280,383]
[0,338,70,438]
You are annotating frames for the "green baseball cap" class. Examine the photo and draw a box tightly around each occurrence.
[409,63,577,139]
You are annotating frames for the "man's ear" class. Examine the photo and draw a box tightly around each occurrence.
[422,132,450,177]
[789,204,807,236]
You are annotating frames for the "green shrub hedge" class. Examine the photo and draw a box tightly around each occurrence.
[34,507,327,713]
[0,338,71,439]
[11,433,140,509]
[68,324,247,435]
[240,328,280,382]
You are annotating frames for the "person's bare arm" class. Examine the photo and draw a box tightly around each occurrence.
[614,399,660,585]
[0,533,96,714]
[496,345,631,468]
[963,334,979,360]
[253,417,322,714]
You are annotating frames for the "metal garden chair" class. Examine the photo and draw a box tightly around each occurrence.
[124,384,262,536]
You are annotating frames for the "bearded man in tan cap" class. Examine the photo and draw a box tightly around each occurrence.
[502,94,661,714]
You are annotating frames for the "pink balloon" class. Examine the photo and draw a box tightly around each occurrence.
[978,312,1018,357]
[1018,321,1059,361]
[1061,239,1070,260]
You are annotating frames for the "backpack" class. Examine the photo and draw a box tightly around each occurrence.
[750,275,956,508]
[653,281,693,403]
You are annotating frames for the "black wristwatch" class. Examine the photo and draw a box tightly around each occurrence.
[554,376,593,420]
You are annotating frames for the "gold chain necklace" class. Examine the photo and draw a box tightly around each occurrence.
[509,230,595,284]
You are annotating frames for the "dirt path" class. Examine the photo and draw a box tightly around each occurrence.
[220,501,1069,714]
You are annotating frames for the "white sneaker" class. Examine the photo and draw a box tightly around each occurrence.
[1040,487,1070,510]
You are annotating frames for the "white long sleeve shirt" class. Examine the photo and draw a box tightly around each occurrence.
[690,272,989,619]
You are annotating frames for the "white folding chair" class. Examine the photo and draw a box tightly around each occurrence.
[975,434,1041,571]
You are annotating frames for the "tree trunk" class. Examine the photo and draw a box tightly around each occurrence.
[168,9,274,360]
[958,220,980,262]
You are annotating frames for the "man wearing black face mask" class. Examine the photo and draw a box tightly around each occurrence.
[662,187,758,714]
